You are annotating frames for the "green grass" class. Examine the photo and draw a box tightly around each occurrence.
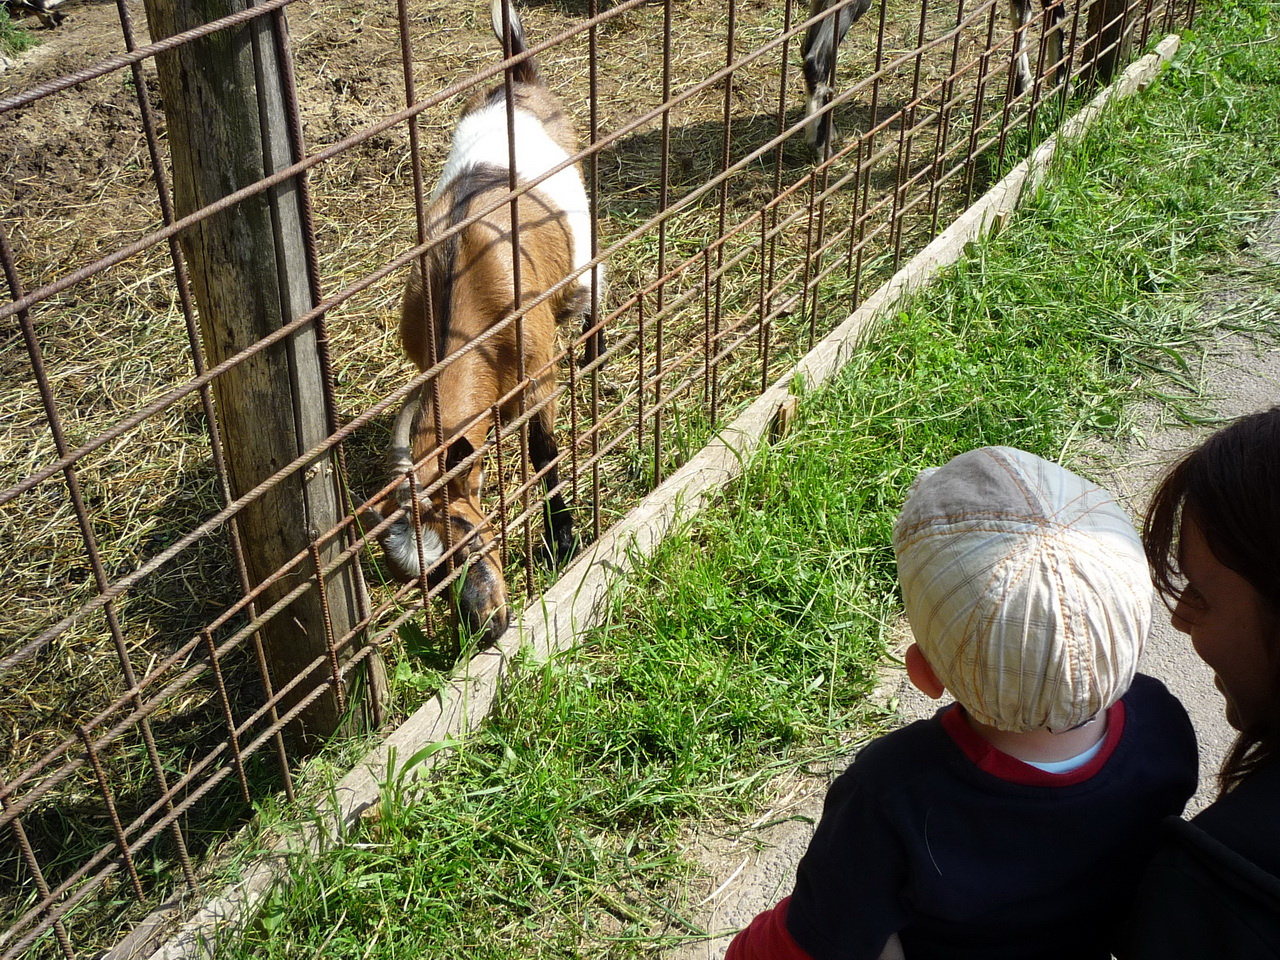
[0,8,37,56]
[203,3,1280,958]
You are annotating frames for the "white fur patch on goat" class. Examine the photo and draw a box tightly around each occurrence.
[433,99,598,294]
[381,521,444,580]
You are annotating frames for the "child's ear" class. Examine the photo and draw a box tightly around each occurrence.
[905,643,945,699]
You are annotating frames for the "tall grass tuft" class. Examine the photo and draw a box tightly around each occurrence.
[1,9,37,56]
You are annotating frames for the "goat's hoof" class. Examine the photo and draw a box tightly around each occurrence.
[806,125,840,162]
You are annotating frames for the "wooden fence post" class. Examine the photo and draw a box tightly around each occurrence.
[142,0,382,744]
[1079,0,1134,90]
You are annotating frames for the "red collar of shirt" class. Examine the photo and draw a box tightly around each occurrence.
[940,698,1127,786]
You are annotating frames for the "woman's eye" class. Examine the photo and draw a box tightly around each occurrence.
[1178,585,1208,611]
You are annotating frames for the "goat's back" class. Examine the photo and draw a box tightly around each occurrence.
[458,85,579,159]
[436,90,584,214]
[402,74,591,381]
[401,170,573,380]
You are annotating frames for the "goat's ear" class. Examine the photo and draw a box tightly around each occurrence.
[446,436,475,474]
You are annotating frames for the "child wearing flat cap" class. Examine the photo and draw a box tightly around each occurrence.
[726,446,1198,960]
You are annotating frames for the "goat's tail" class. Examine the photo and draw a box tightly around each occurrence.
[490,0,541,86]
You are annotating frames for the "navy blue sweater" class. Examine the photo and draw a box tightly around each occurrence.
[783,674,1197,960]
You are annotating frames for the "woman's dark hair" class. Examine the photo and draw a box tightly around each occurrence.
[1143,406,1280,795]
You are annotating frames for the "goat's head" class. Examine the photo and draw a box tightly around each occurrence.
[366,396,510,646]
[804,82,837,157]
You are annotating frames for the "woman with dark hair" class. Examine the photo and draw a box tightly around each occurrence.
[1120,405,1280,957]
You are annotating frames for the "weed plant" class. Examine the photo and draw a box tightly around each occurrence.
[0,9,36,57]
[208,2,1279,958]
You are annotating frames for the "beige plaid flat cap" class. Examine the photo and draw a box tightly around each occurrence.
[892,446,1152,733]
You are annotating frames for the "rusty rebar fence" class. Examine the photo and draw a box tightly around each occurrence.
[1,0,1189,954]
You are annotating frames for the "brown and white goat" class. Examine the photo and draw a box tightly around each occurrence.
[368,0,603,645]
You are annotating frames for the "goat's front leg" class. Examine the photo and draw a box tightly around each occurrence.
[1008,0,1035,97]
[1042,0,1069,93]
[801,0,844,156]
[580,309,606,369]
[528,410,577,565]
[1009,0,1070,98]
[562,280,606,370]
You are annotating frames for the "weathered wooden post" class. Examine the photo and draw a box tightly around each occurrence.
[1079,0,1133,89]
[143,0,383,743]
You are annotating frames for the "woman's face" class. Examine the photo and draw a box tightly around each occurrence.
[1172,519,1275,731]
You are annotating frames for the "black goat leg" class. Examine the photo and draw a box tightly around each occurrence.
[528,417,577,566]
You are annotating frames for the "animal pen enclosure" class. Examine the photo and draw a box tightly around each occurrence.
[1,0,1189,954]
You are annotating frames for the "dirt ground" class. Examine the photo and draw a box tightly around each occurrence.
[662,210,1280,959]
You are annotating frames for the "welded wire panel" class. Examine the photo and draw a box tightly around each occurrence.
[1,0,1185,954]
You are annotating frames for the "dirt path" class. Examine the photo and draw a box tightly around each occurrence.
[664,210,1280,959]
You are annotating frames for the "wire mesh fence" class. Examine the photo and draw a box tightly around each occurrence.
[1,0,1190,954]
